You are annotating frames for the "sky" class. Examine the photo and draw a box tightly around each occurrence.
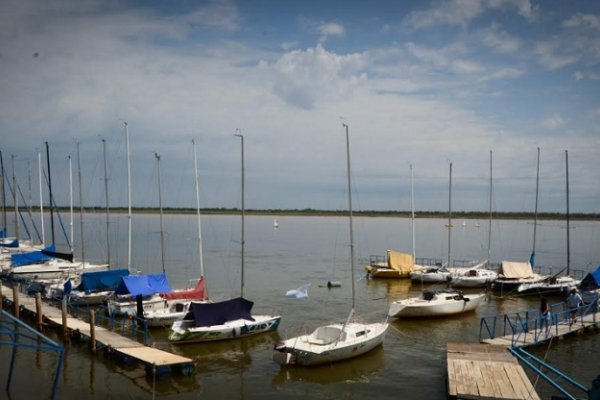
[1,0,599,214]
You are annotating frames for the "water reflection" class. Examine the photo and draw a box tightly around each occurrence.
[272,346,385,385]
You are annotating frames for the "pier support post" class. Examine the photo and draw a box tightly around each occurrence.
[61,297,68,340]
[0,283,3,310]
[35,292,43,329]
[13,285,19,319]
[90,311,96,353]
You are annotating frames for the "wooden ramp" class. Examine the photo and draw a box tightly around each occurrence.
[1,283,193,375]
[447,343,540,400]
[482,311,600,348]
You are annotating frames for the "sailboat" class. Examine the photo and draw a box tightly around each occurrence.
[516,150,580,295]
[168,132,281,343]
[365,165,424,279]
[409,163,470,284]
[143,141,208,327]
[272,123,388,366]
[493,148,548,295]
[390,163,485,318]
[451,151,497,288]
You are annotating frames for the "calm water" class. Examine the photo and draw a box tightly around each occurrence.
[2,214,599,399]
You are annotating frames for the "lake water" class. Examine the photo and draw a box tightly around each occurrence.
[1,214,599,399]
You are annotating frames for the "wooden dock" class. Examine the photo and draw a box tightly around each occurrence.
[482,311,600,348]
[447,342,540,400]
[0,283,194,377]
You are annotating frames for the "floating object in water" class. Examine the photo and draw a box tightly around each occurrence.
[326,280,341,288]
[285,283,310,298]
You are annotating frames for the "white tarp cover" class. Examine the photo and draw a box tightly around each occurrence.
[500,261,534,278]
[387,250,414,273]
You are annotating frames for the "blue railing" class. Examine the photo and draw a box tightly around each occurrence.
[479,296,599,346]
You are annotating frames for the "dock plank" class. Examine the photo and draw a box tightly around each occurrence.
[447,343,540,400]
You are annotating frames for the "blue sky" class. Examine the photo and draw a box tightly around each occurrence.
[0,0,599,213]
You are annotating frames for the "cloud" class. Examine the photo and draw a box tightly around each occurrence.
[479,23,522,53]
[263,44,368,109]
[534,13,600,70]
[541,113,565,129]
[317,22,345,37]
[404,0,536,29]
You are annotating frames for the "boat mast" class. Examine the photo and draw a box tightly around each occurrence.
[12,154,18,241]
[234,130,245,298]
[410,164,416,262]
[45,142,55,246]
[38,152,45,245]
[447,162,452,269]
[76,141,85,264]
[192,140,205,279]
[124,122,132,273]
[531,147,540,267]
[487,150,493,267]
[68,155,74,252]
[0,151,6,237]
[154,152,166,274]
[565,150,570,276]
[343,123,356,312]
[102,138,111,267]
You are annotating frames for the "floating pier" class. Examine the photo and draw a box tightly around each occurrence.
[0,282,194,377]
[447,342,540,400]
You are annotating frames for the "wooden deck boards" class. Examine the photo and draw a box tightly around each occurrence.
[1,283,193,370]
[447,343,540,400]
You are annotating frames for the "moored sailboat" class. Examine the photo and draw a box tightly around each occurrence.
[168,131,281,343]
[272,123,388,366]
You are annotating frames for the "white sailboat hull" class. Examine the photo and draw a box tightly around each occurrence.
[9,261,109,281]
[168,314,281,343]
[273,321,389,366]
[388,292,485,318]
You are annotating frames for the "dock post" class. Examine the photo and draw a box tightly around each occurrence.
[35,292,43,329]
[61,297,68,340]
[12,285,19,318]
[90,311,96,352]
[0,283,3,309]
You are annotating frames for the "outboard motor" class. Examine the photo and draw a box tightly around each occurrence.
[135,294,144,319]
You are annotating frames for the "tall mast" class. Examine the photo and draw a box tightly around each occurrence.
[102,139,111,267]
[0,151,6,236]
[565,150,570,276]
[447,162,452,269]
[12,155,18,240]
[76,141,85,264]
[487,150,493,267]
[192,140,205,278]
[531,147,540,266]
[38,152,45,245]
[343,123,356,311]
[410,164,416,261]
[68,155,74,252]
[45,142,55,245]
[234,130,245,297]
[154,152,166,274]
[124,122,132,272]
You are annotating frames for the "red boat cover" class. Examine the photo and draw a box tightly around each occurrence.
[161,277,206,300]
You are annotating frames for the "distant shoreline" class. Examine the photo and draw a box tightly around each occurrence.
[45,207,600,220]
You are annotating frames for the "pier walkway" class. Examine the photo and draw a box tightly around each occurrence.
[479,299,600,348]
[0,282,194,377]
[447,343,540,400]
[447,296,599,399]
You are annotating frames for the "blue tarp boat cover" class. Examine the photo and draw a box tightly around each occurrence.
[0,228,6,238]
[187,297,255,327]
[1,238,18,248]
[579,265,600,291]
[11,245,56,267]
[77,269,130,293]
[115,273,172,297]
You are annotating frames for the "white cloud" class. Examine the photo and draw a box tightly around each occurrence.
[479,23,522,53]
[263,44,368,109]
[317,22,345,37]
[562,13,600,30]
[541,114,565,129]
[404,0,536,29]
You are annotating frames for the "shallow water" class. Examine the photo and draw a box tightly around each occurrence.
[1,214,599,399]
